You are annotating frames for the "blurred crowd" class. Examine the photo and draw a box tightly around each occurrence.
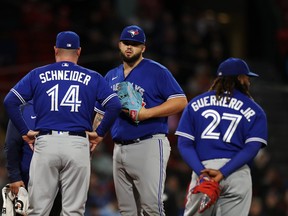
[0,0,288,215]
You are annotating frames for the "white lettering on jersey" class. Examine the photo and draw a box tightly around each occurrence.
[191,96,244,112]
[47,84,82,112]
[201,109,242,142]
[112,82,145,95]
[112,83,120,91]
[39,70,91,85]
[134,84,144,95]
[240,107,255,122]
[191,95,255,121]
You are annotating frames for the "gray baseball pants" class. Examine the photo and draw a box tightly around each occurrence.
[113,134,170,216]
[28,131,90,216]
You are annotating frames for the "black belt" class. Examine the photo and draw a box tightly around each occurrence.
[114,135,153,145]
[37,130,87,138]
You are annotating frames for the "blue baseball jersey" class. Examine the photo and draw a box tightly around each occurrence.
[175,90,268,161]
[4,101,34,186]
[4,61,118,135]
[95,58,186,141]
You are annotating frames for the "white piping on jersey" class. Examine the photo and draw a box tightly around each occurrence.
[167,94,186,100]
[94,107,105,115]
[10,88,26,104]
[101,93,118,107]
[245,137,267,145]
[175,131,195,141]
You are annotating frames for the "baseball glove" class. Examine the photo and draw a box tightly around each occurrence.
[117,81,143,123]
[2,184,15,215]
[1,184,29,216]
[15,187,29,216]
[192,175,221,213]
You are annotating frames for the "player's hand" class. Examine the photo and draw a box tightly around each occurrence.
[22,130,39,151]
[86,131,103,153]
[9,181,25,195]
[136,106,147,121]
[193,174,222,213]
[201,169,224,183]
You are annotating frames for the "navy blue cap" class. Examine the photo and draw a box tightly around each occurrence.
[119,25,146,44]
[56,31,80,49]
[217,57,259,77]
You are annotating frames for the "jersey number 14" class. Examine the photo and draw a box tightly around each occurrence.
[46,84,82,112]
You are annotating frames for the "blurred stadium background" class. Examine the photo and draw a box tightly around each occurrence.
[0,0,287,215]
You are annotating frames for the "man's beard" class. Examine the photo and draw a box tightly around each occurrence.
[120,51,142,63]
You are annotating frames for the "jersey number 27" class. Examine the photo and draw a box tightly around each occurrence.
[201,109,242,142]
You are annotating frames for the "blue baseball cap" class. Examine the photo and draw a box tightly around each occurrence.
[119,25,146,44]
[56,31,80,49]
[217,57,259,77]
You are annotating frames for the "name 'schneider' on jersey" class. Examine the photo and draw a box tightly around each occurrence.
[39,70,91,86]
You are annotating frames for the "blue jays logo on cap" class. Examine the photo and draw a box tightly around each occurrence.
[56,31,80,49]
[128,29,139,37]
[217,57,259,77]
[120,25,146,44]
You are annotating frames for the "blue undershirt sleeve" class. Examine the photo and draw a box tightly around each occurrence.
[95,95,121,137]
[4,120,23,183]
[177,136,205,176]
[219,141,263,178]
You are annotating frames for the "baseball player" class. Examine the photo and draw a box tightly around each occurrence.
[4,100,61,215]
[175,57,268,216]
[94,25,188,215]
[3,31,122,216]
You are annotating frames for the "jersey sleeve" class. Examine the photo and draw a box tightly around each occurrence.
[93,76,107,115]
[93,75,121,137]
[94,75,117,106]
[245,107,268,146]
[11,70,36,102]
[176,104,206,175]
[156,67,186,100]
[93,72,115,115]
[94,103,105,115]
[3,71,36,135]
[175,103,195,141]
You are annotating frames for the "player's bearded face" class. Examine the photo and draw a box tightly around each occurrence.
[119,41,144,63]
[120,50,142,63]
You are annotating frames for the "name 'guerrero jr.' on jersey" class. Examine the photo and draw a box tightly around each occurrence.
[191,94,256,122]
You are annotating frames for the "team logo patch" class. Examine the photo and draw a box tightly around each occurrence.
[127,29,139,37]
